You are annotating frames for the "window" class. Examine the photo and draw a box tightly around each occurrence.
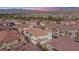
[68,32,72,35]
[0,28,3,31]
[9,28,12,30]
[26,31,29,34]
[52,48,58,51]
[29,33,32,36]
[23,43,26,45]
[7,49,10,51]
[0,44,2,47]
[18,39,21,42]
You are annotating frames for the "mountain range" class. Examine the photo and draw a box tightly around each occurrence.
[0,8,79,16]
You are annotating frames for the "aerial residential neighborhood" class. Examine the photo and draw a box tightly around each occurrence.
[0,7,79,51]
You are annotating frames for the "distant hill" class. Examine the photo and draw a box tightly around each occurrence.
[0,9,40,13]
[0,8,79,16]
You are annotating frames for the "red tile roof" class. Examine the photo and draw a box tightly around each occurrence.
[47,37,79,51]
[15,42,42,51]
[0,20,9,24]
[25,28,49,37]
[0,30,21,44]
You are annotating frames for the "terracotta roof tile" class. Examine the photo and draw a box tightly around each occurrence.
[25,28,49,37]
[0,30,21,44]
[47,37,79,51]
[17,42,42,51]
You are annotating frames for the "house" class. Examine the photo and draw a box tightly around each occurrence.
[0,20,15,26]
[52,24,79,39]
[44,21,57,32]
[0,30,25,50]
[16,23,31,33]
[23,28,52,45]
[28,20,38,26]
[15,42,42,51]
[40,37,79,51]
[0,20,16,31]
[7,19,21,24]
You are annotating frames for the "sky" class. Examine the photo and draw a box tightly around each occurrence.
[23,7,78,11]
[0,7,78,11]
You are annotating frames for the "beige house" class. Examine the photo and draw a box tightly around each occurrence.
[52,24,79,39]
[23,28,52,45]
